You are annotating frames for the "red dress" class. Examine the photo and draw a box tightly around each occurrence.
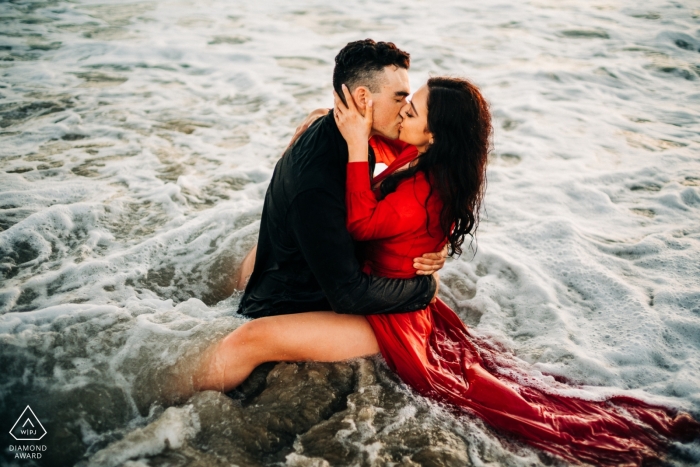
[345,138,699,466]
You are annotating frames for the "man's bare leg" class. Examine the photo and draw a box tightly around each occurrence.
[194,312,379,393]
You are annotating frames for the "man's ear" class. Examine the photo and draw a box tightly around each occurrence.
[353,86,370,114]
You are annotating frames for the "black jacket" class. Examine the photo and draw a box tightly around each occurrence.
[238,112,436,318]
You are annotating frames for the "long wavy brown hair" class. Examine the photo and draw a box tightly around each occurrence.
[379,77,492,257]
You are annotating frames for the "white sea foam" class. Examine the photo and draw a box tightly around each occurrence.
[0,0,698,465]
[86,404,200,467]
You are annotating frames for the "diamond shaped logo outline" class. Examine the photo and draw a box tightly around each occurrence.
[9,405,47,441]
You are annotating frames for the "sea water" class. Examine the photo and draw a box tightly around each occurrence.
[0,0,698,465]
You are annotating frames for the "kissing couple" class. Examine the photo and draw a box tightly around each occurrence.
[187,39,698,465]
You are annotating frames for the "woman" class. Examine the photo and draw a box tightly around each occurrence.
[335,77,700,464]
[195,77,698,465]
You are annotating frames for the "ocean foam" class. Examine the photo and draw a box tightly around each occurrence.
[0,0,698,465]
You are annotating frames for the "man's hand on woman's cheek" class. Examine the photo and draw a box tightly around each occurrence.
[413,244,448,275]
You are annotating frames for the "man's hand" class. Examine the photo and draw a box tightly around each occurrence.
[287,108,330,150]
[430,272,440,304]
[414,243,448,275]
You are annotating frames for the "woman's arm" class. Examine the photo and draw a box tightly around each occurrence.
[333,85,412,241]
[345,161,407,240]
[333,84,373,162]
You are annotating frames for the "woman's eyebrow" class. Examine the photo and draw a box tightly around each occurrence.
[410,100,419,116]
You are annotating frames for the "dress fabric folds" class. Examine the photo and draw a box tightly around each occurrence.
[345,137,699,466]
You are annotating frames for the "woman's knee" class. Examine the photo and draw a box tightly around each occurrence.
[222,318,274,355]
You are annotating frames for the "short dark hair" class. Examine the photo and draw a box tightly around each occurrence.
[333,39,410,105]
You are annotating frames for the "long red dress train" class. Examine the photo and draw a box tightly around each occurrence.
[345,137,700,466]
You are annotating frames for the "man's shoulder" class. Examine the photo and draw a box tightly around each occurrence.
[289,112,339,154]
[277,112,345,193]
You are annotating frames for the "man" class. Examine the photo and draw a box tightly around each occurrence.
[237,39,445,319]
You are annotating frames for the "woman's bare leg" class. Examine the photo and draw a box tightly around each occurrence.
[232,244,257,291]
[194,312,379,393]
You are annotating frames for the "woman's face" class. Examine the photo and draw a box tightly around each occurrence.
[398,84,433,154]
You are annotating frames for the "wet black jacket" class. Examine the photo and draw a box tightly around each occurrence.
[237,112,436,318]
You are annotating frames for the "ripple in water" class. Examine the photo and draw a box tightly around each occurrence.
[1,0,699,465]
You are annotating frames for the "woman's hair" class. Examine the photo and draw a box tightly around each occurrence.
[380,76,492,257]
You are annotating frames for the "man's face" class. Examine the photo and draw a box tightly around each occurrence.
[369,66,410,140]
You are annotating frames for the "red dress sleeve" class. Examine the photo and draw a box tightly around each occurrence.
[346,161,408,241]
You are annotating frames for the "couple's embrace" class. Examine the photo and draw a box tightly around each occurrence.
[188,40,697,465]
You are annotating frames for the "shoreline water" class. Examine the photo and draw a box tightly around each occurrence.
[1,0,699,465]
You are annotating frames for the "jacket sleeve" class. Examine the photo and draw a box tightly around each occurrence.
[346,161,410,241]
[288,188,435,315]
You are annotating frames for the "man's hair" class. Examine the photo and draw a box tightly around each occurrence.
[333,39,410,105]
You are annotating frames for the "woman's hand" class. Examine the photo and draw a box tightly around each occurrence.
[334,84,373,161]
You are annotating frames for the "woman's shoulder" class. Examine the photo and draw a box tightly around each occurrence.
[390,170,433,202]
[381,171,440,228]
[406,171,443,207]
[403,169,430,187]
